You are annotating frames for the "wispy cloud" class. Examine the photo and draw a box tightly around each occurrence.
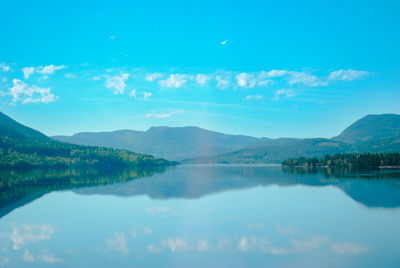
[287,71,327,87]
[22,67,35,79]
[22,65,66,79]
[197,240,212,252]
[215,74,230,89]
[330,242,369,254]
[145,72,162,81]
[39,253,64,264]
[276,224,296,235]
[245,94,262,100]
[274,89,296,101]
[195,74,211,85]
[146,207,171,214]
[9,79,57,104]
[328,69,370,81]
[144,110,181,118]
[147,245,163,254]
[162,237,190,252]
[36,65,66,75]
[10,224,55,250]
[105,73,130,94]
[159,74,188,88]
[0,63,10,72]
[107,232,129,254]
[0,257,10,266]
[23,250,34,262]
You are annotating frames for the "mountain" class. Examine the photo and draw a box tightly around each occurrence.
[183,114,400,164]
[52,113,400,164]
[0,112,175,168]
[53,126,263,161]
[334,114,400,143]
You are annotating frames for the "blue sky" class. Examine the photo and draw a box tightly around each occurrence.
[0,0,399,138]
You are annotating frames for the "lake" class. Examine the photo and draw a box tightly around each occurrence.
[0,165,400,267]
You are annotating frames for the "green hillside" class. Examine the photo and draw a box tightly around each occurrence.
[334,114,400,143]
[0,112,176,168]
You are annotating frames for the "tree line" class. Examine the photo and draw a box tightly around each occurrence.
[282,152,400,167]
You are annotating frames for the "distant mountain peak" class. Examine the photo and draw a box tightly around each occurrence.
[334,113,400,143]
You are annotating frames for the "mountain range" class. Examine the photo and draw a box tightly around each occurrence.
[53,114,400,163]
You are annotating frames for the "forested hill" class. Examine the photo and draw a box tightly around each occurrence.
[0,112,176,168]
[333,114,400,143]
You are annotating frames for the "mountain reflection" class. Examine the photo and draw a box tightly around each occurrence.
[75,165,400,209]
[0,166,166,218]
[1,165,400,220]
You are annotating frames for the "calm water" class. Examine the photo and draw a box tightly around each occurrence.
[0,165,400,267]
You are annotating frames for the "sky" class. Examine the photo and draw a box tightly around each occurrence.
[0,0,399,138]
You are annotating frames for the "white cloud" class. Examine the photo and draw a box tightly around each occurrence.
[195,74,211,85]
[146,207,171,214]
[276,224,296,235]
[0,257,10,266]
[142,92,152,100]
[245,94,262,100]
[23,250,34,262]
[22,65,66,79]
[197,240,211,252]
[238,236,289,255]
[145,113,171,119]
[257,79,273,87]
[36,65,66,75]
[221,40,227,45]
[162,238,189,252]
[65,73,77,79]
[130,229,137,238]
[39,253,63,264]
[143,227,152,234]
[107,232,129,254]
[147,245,163,254]
[290,236,329,252]
[105,73,130,94]
[328,69,369,81]
[129,90,151,100]
[9,79,57,104]
[144,110,180,118]
[159,74,187,88]
[236,73,257,88]
[129,89,136,98]
[0,63,10,72]
[287,71,326,87]
[238,236,261,252]
[215,75,230,89]
[274,89,296,101]
[10,224,55,250]
[260,70,289,78]
[331,242,368,254]
[145,72,162,81]
[22,67,35,79]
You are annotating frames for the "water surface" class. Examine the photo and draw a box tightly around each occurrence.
[0,165,399,267]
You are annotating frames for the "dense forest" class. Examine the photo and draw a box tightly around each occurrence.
[0,111,177,168]
[282,152,400,167]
